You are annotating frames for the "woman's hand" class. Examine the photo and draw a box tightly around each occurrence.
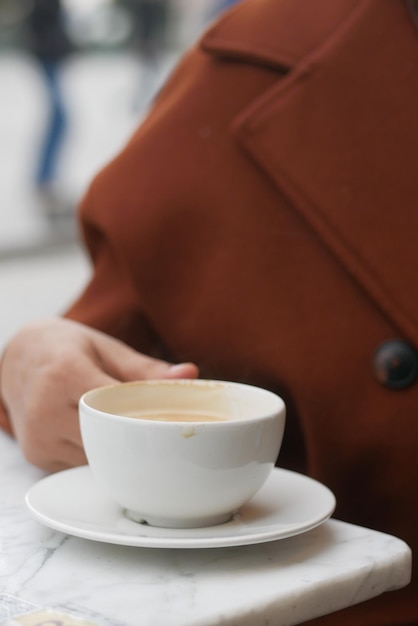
[0,317,198,472]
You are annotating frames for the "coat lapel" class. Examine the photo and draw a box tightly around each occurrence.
[202,0,359,70]
[203,0,418,345]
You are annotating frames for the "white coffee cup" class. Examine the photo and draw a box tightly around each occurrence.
[79,379,286,528]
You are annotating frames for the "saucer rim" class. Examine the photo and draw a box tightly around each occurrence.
[25,467,336,549]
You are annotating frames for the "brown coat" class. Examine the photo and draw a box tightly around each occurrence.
[2,0,418,623]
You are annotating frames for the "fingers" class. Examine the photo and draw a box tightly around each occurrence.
[90,330,199,382]
[26,439,87,474]
[11,389,85,470]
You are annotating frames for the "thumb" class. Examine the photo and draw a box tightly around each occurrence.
[163,362,200,380]
[91,331,199,382]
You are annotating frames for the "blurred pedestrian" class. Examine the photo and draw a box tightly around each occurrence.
[25,0,74,215]
[119,0,171,111]
[125,0,170,60]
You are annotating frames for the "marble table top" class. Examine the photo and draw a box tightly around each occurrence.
[0,431,411,626]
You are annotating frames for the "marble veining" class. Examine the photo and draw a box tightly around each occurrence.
[0,431,412,626]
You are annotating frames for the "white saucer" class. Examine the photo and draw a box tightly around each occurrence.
[25,467,336,549]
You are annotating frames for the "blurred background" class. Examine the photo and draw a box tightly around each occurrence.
[0,0,235,348]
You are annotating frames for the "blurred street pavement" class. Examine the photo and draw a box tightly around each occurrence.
[0,245,91,350]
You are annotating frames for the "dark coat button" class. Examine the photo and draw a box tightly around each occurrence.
[373,340,418,389]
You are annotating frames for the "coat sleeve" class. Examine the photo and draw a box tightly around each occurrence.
[64,177,166,357]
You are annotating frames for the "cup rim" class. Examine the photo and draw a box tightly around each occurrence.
[79,379,285,425]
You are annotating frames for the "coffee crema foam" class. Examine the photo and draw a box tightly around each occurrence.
[123,410,229,423]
